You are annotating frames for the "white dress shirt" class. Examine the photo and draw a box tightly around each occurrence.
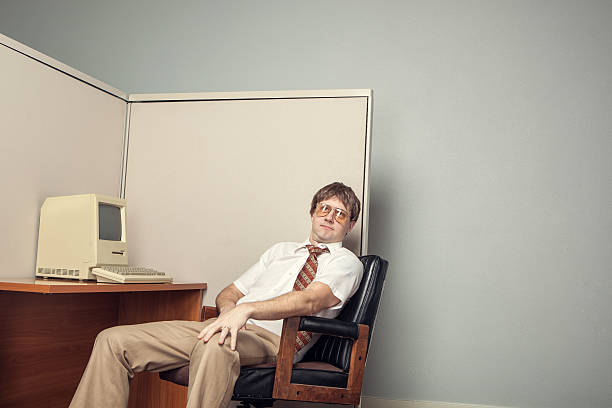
[233,239,363,361]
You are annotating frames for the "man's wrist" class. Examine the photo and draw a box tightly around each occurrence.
[238,302,256,319]
[218,303,235,315]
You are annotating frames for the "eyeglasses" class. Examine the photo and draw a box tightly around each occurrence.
[315,203,350,224]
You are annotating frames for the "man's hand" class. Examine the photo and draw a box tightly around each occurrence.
[197,303,253,351]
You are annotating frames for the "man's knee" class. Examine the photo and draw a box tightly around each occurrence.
[190,333,237,361]
[94,326,131,355]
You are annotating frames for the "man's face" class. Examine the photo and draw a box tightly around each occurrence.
[309,196,356,245]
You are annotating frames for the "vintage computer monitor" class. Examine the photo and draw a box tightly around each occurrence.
[35,194,128,280]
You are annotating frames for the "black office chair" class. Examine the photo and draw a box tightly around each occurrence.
[160,255,388,407]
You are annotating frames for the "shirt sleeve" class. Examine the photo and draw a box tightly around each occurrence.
[312,252,364,310]
[233,243,278,295]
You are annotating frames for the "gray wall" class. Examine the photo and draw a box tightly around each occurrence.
[1,1,611,407]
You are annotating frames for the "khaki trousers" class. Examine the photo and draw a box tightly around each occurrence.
[69,319,280,408]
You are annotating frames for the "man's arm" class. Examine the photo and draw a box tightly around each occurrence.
[240,282,339,320]
[197,282,339,350]
[215,283,245,315]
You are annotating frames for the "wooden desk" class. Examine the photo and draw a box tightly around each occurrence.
[0,278,206,408]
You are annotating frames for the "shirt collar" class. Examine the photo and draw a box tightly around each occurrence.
[298,238,343,253]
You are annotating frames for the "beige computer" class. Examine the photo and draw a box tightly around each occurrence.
[35,194,129,280]
[36,194,172,283]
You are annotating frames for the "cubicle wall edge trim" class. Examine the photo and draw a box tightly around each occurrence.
[361,90,373,255]
[0,33,128,101]
[127,89,371,103]
[120,103,132,199]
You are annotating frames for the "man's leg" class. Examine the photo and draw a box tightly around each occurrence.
[187,324,280,408]
[70,320,208,408]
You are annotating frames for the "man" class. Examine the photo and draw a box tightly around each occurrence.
[70,182,364,408]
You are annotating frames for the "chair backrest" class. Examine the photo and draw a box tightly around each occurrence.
[303,255,388,371]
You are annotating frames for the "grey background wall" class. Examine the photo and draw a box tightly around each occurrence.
[1,1,611,407]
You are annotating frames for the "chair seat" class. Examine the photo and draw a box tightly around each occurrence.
[159,361,347,400]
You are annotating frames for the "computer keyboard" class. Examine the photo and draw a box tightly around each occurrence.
[91,266,173,283]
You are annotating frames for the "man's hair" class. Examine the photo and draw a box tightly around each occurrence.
[310,182,361,222]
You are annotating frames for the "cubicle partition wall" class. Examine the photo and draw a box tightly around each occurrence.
[0,34,127,278]
[125,90,372,303]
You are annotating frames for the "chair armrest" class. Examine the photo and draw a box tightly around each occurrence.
[201,305,218,321]
[273,316,369,405]
[298,316,359,339]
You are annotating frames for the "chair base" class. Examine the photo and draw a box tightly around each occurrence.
[236,400,274,408]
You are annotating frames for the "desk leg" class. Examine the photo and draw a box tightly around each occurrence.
[120,289,203,408]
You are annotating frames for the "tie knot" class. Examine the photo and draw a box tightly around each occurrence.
[306,244,330,257]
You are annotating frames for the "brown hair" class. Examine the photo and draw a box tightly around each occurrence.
[310,182,361,222]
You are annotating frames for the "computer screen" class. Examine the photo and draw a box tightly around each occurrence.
[99,203,122,241]
[36,194,128,280]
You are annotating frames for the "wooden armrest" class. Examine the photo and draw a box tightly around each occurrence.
[272,316,369,405]
[201,305,218,321]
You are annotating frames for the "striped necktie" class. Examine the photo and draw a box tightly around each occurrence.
[294,244,330,352]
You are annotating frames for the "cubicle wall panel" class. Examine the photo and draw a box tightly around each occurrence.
[0,43,126,277]
[126,96,367,302]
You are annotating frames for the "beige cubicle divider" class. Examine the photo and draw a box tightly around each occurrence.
[0,34,127,278]
[125,90,371,303]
